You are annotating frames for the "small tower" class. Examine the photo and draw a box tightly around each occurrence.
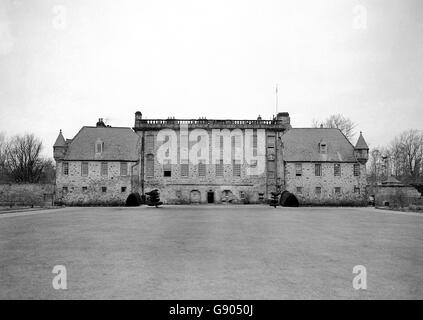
[355,131,369,164]
[53,129,66,161]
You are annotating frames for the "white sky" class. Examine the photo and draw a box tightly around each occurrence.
[0,0,422,158]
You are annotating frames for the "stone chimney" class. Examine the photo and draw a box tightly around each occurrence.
[96,118,106,127]
[276,112,291,127]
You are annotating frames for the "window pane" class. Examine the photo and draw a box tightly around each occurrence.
[146,135,154,152]
[296,163,302,176]
[334,163,341,176]
[81,162,88,176]
[120,162,128,176]
[101,162,108,176]
[63,162,69,175]
[146,154,154,177]
[354,164,360,176]
[233,160,241,177]
[180,162,189,177]
[216,160,223,176]
[198,161,206,176]
[315,164,321,176]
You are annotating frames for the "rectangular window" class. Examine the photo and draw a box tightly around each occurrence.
[102,187,107,193]
[253,133,258,148]
[145,135,154,152]
[240,191,245,199]
[121,187,127,193]
[354,163,360,176]
[180,161,189,177]
[354,187,360,194]
[63,162,69,175]
[233,160,241,177]
[163,160,171,177]
[62,186,68,193]
[334,163,341,176]
[101,162,108,176]
[120,162,128,176]
[81,162,88,176]
[267,135,275,148]
[295,163,302,176]
[198,161,206,177]
[315,163,322,176]
[296,187,303,194]
[146,155,154,177]
[258,192,264,201]
[96,141,104,153]
[82,186,87,192]
[315,187,322,195]
[216,160,224,176]
[335,187,341,195]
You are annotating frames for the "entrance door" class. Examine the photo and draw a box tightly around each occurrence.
[207,191,214,203]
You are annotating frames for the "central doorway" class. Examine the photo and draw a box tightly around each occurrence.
[207,191,214,203]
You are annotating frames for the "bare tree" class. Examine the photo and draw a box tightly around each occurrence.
[390,129,423,182]
[3,134,46,183]
[312,114,357,140]
[0,132,6,182]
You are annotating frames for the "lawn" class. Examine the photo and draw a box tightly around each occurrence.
[0,205,422,299]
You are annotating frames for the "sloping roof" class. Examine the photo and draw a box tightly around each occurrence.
[355,132,369,149]
[382,176,403,186]
[53,130,66,147]
[281,128,357,162]
[64,127,140,161]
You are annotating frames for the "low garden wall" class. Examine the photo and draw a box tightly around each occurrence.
[0,183,55,207]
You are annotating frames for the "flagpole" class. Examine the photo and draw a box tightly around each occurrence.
[275,84,278,115]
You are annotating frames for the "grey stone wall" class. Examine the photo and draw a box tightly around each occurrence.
[139,129,270,204]
[375,185,421,207]
[284,162,368,205]
[0,183,55,206]
[56,161,137,205]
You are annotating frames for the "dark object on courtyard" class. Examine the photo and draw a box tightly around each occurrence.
[146,189,163,207]
[279,190,300,207]
[269,191,280,208]
[368,195,375,206]
[125,192,142,207]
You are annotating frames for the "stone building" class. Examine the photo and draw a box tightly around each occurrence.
[374,176,421,207]
[281,129,368,205]
[54,119,140,205]
[53,112,369,206]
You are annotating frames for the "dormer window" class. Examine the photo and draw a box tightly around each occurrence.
[96,140,104,153]
[319,141,327,154]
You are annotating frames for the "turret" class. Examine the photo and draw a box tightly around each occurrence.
[354,131,369,164]
[53,129,66,161]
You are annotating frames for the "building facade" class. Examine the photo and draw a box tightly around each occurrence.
[54,112,369,206]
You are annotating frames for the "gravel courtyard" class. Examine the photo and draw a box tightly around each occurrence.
[0,205,422,299]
